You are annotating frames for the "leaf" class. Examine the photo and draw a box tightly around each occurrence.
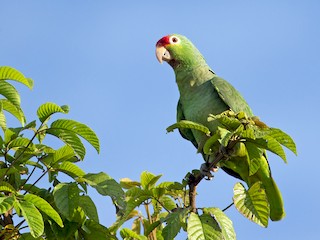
[0,66,33,89]
[233,182,269,227]
[37,102,69,123]
[0,81,21,107]
[203,208,236,240]
[48,119,100,156]
[46,128,86,159]
[245,142,262,176]
[264,128,297,155]
[162,208,189,240]
[0,181,17,193]
[52,145,76,164]
[53,182,80,221]
[120,178,141,189]
[120,228,147,240]
[140,171,162,190]
[24,193,63,227]
[78,195,99,223]
[15,199,44,238]
[0,99,25,125]
[57,161,86,179]
[0,110,6,130]
[82,219,117,240]
[0,196,14,214]
[187,212,222,240]
[203,131,220,155]
[167,120,210,136]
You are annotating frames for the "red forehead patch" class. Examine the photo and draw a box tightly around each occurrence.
[156,36,170,47]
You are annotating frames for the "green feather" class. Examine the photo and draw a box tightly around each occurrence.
[164,34,284,221]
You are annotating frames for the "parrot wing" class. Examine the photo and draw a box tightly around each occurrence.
[210,74,253,117]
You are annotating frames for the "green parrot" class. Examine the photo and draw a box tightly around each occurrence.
[155,34,284,221]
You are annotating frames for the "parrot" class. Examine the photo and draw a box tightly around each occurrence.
[155,34,284,221]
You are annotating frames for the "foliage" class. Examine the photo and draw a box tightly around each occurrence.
[0,66,296,239]
[0,67,122,239]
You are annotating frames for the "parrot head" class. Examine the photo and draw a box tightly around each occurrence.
[155,34,205,69]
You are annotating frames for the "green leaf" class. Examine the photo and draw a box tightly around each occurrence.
[140,171,162,190]
[120,178,141,189]
[167,120,210,136]
[0,99,25,125]
[47,119,100,157]
[203,131,220,155]
[0,181,17,193]
[78,195,99,223]
[82,219,117,240]
[52,145,76,164]
[0,81,21,107]
[37,102,69,123]
[57,161,86,179]
[120,228,147,240]
[233,182,269,227]
[0,66,33,89]
[15,199,44,238]
[251,136,287,163]
[46,128,86,159]
[187,212,222,240]
[245,142,262,176]
[162,209,189,240]
[0,196,14,214]
[203,208,236,240]
[264,128,297,155]
[53,182,80,221]
[0,110,6,130]
[24,193,64,227]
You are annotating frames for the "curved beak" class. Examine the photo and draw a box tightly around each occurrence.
[156,46,171,64]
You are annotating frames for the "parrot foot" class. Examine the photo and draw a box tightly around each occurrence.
[200,163,218,180]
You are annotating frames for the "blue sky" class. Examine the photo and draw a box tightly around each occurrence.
[2,1,319,239]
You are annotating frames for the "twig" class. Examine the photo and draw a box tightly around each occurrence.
[187,138,240,213]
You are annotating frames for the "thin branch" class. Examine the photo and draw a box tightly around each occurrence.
[187,138,240,213]
[222,202,234,212]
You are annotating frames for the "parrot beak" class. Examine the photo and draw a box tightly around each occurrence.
[156,46,171,63]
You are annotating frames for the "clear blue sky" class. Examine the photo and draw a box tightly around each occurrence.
[2,1,319,239]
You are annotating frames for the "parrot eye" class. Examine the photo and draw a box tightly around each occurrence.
[170,36,180,44]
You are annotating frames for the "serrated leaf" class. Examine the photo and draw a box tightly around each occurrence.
[187,212,222,240]
[24,193,63,227]
[0,66,33,89]
[233,182,269,227]
[203,207,236,240]
[37,102,69,123]
[140,171,162,190]
[0,196,14,214]
[15,199,44,238]
[167,120,210,136]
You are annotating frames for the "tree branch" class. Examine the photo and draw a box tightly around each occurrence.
[187,138,240,213]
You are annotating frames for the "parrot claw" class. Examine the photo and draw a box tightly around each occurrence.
[200,163,215,180]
